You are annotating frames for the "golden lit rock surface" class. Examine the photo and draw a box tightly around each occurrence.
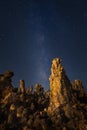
[1,92,11,104]
[48,58,72,112]
[19,80,26,93]
[10,104,15,111]
[0,62,87,130]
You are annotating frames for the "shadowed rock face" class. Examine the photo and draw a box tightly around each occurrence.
[48,58,72,113]
[0,71,13,99]
[0,58,87,130]
[72,80,85,97]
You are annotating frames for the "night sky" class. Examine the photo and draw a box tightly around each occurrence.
[0,0,87,90]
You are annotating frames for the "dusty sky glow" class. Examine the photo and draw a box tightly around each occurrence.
[0,0,87,89]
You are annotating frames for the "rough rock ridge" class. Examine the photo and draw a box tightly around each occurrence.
[0,58,87,130]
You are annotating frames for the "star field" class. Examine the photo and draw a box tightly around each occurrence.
[0,0,87,89]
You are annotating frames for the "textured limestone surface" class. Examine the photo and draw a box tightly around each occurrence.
[49,58,72,112]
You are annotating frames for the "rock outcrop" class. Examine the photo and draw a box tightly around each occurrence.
[0,71,13,100]
[47,58,87,129]
[0,58,87,130]
[48,58,72,113]
[72,79,85,97]
[18,80,26,94]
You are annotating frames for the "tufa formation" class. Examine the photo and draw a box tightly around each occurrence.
[0,71,13,101]
[48,58,72,112]
[0,58,87,130]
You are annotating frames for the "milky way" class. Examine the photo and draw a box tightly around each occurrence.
[0,0,87,90]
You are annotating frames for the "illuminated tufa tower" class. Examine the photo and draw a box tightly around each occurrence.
[48,58,72,112]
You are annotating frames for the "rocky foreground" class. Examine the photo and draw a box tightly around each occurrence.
[0,58,87,130]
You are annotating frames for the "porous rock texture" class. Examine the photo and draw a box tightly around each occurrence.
[48,58,72,112]
[0,58,87,130]
[0,71,13,103]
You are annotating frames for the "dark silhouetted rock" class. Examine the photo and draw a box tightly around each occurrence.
[0,71,13,103]
[72,79,86,97]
